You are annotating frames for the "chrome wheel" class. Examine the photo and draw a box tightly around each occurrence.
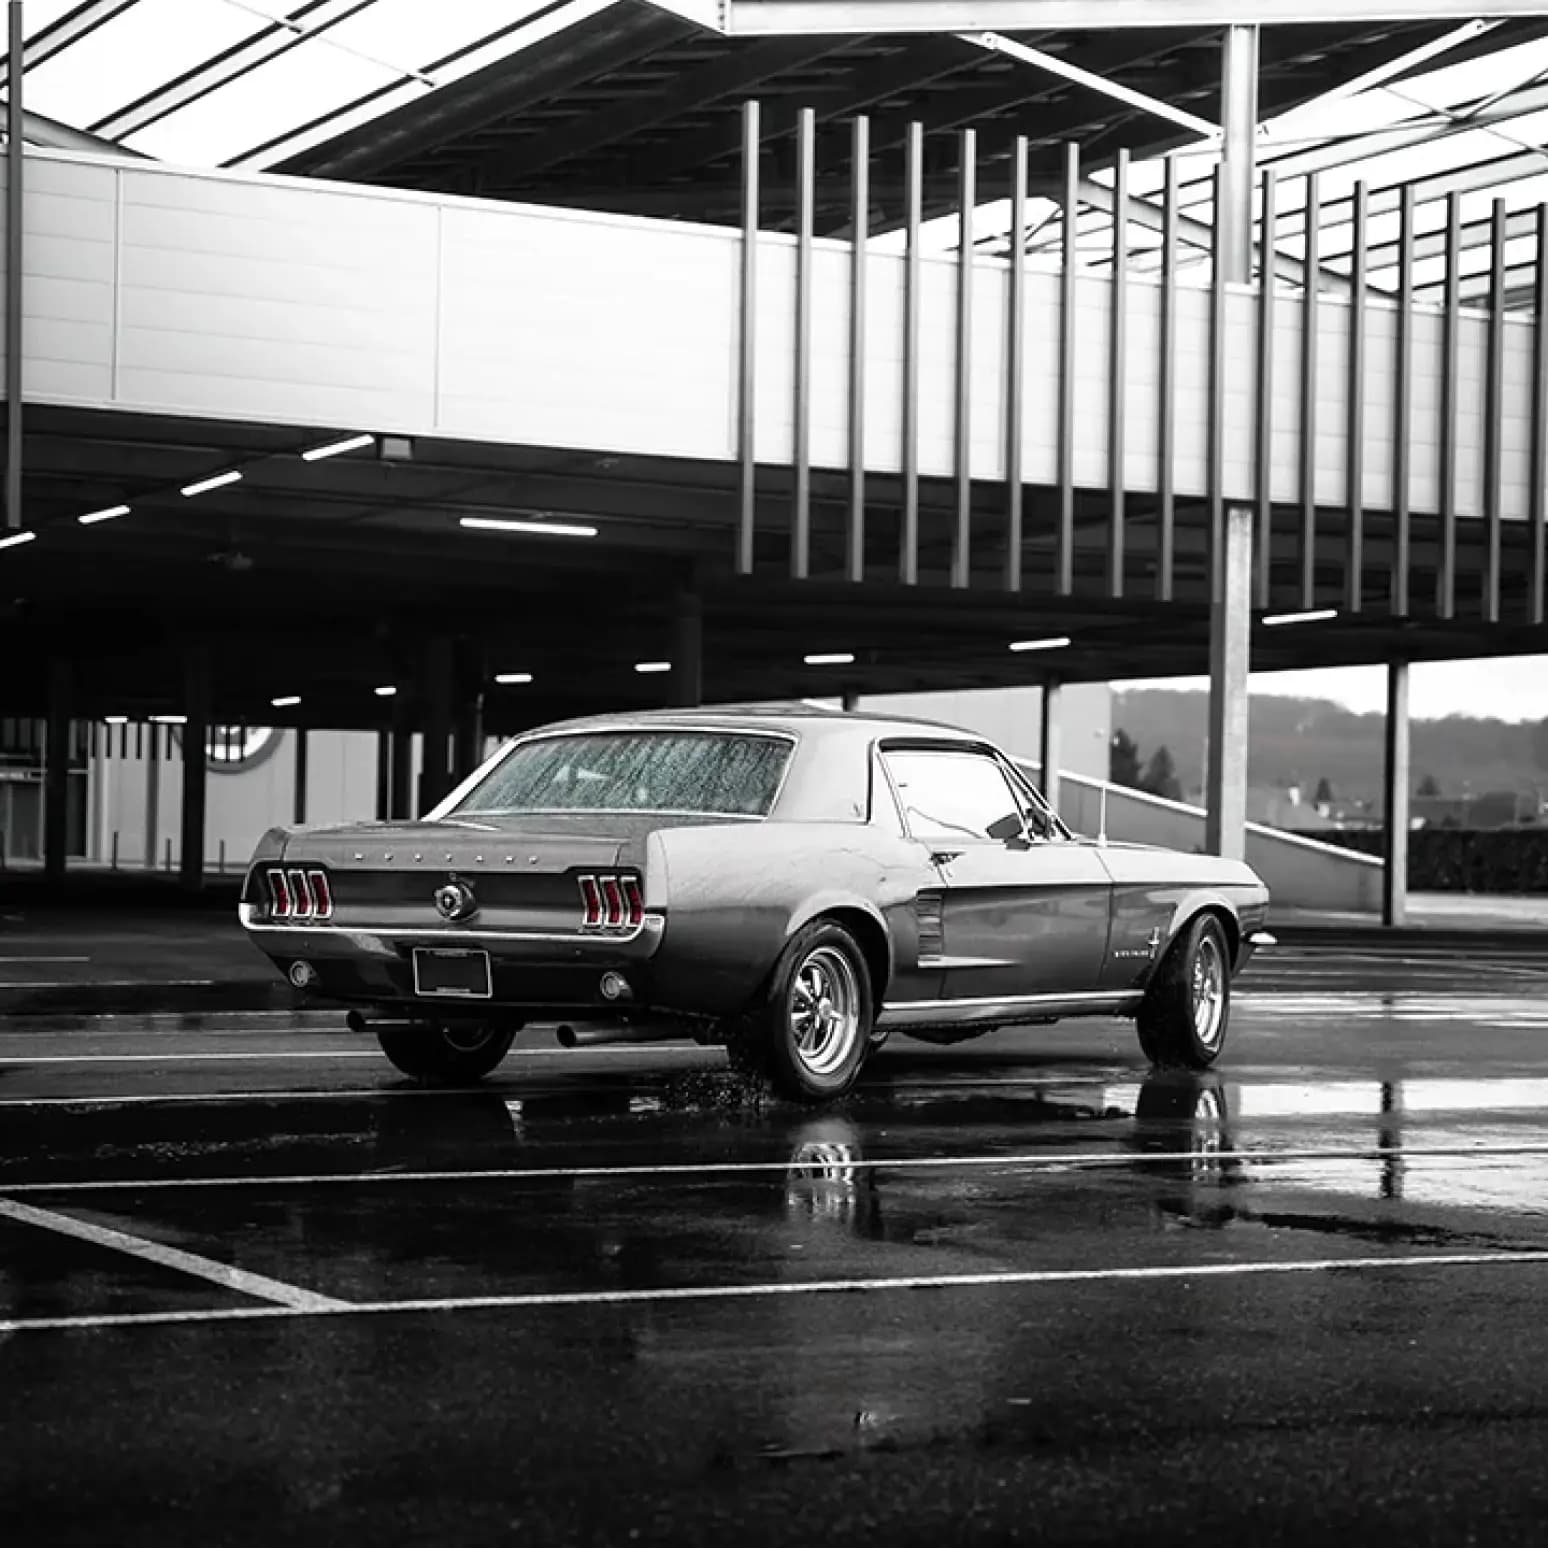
[787,945,862,1079]
[1191,934,1226,1049]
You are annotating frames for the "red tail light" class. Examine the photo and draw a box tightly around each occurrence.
[264,866,332,922]
[578,873,645,933]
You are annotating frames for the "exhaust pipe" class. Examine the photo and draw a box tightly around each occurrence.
[346,1010,428,1035]
[556,1021,687,1049]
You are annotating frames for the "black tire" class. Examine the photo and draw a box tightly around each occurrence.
[729,920,874,1102]
[377,1022,516,1083]
[1135,913,1232,1070]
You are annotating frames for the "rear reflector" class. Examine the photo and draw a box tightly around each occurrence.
[578,873,644,933]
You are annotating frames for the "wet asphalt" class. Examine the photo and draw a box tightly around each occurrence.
[5,939,1548,1545]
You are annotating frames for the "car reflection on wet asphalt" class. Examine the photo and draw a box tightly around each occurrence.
[8,945,1548,1544]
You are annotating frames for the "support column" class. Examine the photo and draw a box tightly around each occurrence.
[1383,659,1410,928]
[840,689,859,712]
[374,730,391,820]
[670,589,703,709]
[5,0,24,533]
[1039,676,1062,822]
[453,637,486,782]
[1205,24,1259,861]
[1206,507,1253,858]
[417,635,455,815]
[43,658,72,884]
[292,727,309,826]
[144,720,161,870]
[179,648,211,893]
[389,684,414,821]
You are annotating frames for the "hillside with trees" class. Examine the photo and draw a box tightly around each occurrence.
[1111,689,1548,810]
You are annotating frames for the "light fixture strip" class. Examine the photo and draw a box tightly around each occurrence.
[1262,609,1338,626]
[181,470,244,497]
[459,515,598,539]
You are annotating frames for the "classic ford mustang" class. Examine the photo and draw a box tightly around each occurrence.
[240,705,1273,1101]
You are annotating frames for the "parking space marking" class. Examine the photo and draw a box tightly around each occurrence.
[0,957,90,963]
[9,1140,1548,1195]
[0,1198,350,1311]
[0,1050,388,1065]
[4,1247,1548,1336]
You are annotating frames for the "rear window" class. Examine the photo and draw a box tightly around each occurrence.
[452,730,792,818]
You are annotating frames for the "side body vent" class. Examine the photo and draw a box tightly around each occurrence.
[916,891,945,964]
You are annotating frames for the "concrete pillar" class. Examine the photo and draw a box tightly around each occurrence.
[179,647,211,893]
[374,730,391,821]
[43,657,72,884]
[840,689,859,712]
[1206,506,1253,858]
[144,720,161,870]
[1039,676,1062,821]
[1382,659,1410,927]
[454,695,485,782]
[389,684,414,821]
[1204,27,1259,863]
[417,635,455,815]
[670,589,703,708]
[292,727,309,826]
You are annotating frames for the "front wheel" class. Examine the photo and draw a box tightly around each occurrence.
[1135,914,1232,1069]
[377,1021,516,1083]
[729,921,874,1102]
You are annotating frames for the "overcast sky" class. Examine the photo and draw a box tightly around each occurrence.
[1113,657,1548,722]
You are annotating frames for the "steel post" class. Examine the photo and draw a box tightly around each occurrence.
[1039,676,1062,822]
[670,588,703,708]
[43,656,70,884]
[292,727,309,825]
[1205,23,1258,862]
[1382,660,1410,928]
[5,0,23,532]
[179,648,210,893]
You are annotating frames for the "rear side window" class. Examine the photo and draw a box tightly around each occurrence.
[453,730,791,817]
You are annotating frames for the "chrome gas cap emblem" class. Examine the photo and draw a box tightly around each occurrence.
[434,875,478,922]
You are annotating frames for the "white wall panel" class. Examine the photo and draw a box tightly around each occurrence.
[1,148,1533,548]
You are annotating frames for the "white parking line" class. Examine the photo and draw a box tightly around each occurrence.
[0,1047,715,1066]
[4,1247,1548,1335]
[0,1198,348,1312]
[8,1140,1548,1195]
[0,957,90,963]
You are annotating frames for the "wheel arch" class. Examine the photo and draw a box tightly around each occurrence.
[1164,895,1241,969]
[788,896,893,1001]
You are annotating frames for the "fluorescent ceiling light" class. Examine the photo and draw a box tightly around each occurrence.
[181,470,243,497]
[0,530,36,551]
[634,661,671,674]
[79,504,130,526]
[271,695,302,708]
[302,434,374,462]
[1262,608,1338,626]
[374,685,397,697]
[104,715,128,725]
[460,515,598,539]
[494,672,533,686]
[150,714,187,725]
[804,652,855,666]
[1008,635,1072,653]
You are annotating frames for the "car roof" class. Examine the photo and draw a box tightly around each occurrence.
[521,702,993,745]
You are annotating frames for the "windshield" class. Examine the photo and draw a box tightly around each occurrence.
[451,730,792,818]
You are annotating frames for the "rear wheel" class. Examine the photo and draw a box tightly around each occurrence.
[377,1021,516,1083]
[1135,914,1232,1069]
[729,921,874,1102]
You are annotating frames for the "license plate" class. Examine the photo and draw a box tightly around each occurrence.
[411,948,492,999]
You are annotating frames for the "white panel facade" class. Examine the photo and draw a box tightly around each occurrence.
[1,149,1538,534]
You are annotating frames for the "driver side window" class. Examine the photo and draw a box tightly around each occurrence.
[882,747,1032,846]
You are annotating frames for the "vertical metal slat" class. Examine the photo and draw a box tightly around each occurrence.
[846,112,868,585]
[1057,142,1079,597]
[1394,183,1414,618]
[1439,190,1460,620]
[1299,172,1321,611]
[1004,134,1026,592]
[1108,147,1128,601]
[1346,180,1368,615]
[900,120,922,587]
[1533,203,1548,628]
[1157,152,1178,603]
[952,127,975,589]
[791,105,814,581]
[735,100,759,577]
[1485,195,1506,625]
[1255,167,1276,610]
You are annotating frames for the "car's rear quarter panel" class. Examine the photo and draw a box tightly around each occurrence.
[646,821,938,1017]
